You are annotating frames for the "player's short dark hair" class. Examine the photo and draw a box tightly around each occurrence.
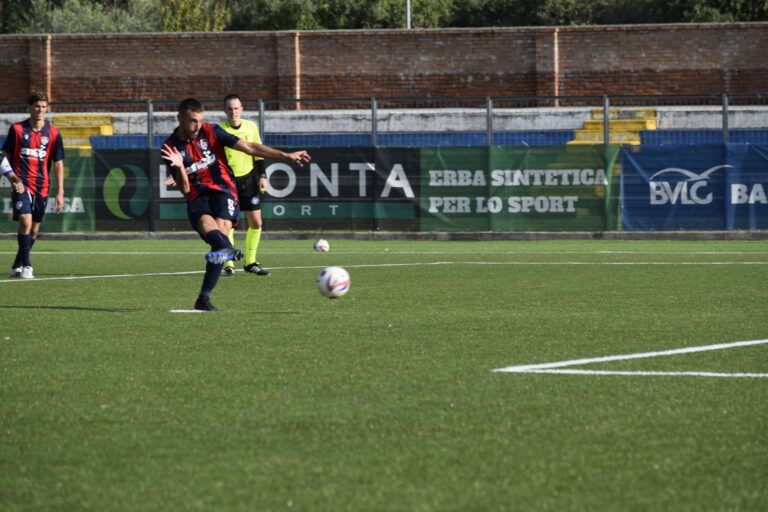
[223,94,242,106]
[27,92,48,105]
[178,98,204,115]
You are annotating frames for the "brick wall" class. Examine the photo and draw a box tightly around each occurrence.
[555,23,768,96]
[0,37,33,103]
[0,23,765,106]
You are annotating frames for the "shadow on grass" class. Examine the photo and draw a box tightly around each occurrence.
[0,305,140,313]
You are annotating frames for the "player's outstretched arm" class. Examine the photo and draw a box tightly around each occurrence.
[234,140,310,166]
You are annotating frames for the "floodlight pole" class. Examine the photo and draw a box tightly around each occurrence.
[406,0,411,29]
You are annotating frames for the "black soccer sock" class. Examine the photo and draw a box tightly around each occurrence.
[12,233,23,268]
[17,234,32,267]
[204,230,232,251]
[200,261,223,298]
[200,230,232,297]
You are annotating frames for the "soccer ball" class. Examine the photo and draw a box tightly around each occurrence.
[313,239,330,252]
[316,266,350,298]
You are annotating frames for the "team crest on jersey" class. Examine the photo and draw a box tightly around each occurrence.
[41,136,49,146]
[199,140,209,151]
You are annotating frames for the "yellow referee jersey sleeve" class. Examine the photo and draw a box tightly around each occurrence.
[219,118,263,178]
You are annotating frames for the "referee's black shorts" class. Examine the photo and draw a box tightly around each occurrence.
[235,163,265,212]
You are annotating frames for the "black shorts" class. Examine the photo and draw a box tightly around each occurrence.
[12,190,47,223]
[235,166,265,212]
[187,190,240,229]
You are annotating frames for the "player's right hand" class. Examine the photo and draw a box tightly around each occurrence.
[160,144,184,169]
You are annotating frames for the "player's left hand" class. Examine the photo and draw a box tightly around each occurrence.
[55,193,64,213]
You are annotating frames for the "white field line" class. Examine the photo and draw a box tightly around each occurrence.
[1,260,767,284]
[494,338,768,378]
[0,270,206,282]
[511,369,768,378]
[470,261,768,265]
[0,251,201,255]
[0,250,766,256]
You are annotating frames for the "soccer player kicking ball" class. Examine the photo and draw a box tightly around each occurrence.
[161,98,310,311]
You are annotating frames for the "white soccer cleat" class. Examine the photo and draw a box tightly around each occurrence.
[9,267,22,277]
[20,266,34,279]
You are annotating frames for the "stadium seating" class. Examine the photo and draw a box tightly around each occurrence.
[51,114,114,148]
[568,109,657,145]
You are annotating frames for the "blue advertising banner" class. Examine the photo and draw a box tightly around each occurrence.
[725,144,768,230]
[621,144,768,230]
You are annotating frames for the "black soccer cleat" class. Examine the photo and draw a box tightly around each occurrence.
[194,296,219,312]
[205,247,243,265]
[223,266,235,277]
[244,262,270,276]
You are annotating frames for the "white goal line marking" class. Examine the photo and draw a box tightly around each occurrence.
[494,338,768,378]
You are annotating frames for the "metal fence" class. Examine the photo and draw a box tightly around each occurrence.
[1,93,766,234]
[1,93,767,148]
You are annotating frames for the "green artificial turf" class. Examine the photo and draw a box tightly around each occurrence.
[1,238,766,511]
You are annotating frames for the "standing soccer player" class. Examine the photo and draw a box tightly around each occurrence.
[160,98,310,311]
[2,92,65,279]
[219,94,270,277]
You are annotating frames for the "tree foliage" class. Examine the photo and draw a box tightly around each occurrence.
[4,0,161,33]
[159,0,231,32]
[0,0,766,34]
[536,0,688,26]
[450,0,542,27]
[226,0,453,31]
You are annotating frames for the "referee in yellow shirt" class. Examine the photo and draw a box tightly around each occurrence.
[219,94,270,276]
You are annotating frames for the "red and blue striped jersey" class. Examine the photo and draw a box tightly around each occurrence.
[2,120,65,197]
[161,123,240,202]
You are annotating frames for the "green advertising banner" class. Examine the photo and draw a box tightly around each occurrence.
[93,149,157,231]
[419,145,621,231]
[0,148,95,233]
[2,145,620,233]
